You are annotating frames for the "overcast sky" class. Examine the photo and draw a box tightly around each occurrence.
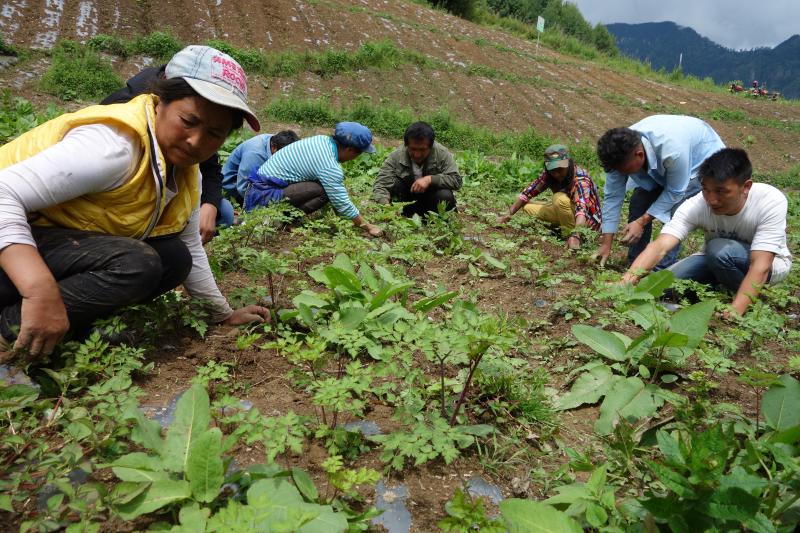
[569,0,800,50]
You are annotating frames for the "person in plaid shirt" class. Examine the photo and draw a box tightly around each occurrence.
[496,144,601,250]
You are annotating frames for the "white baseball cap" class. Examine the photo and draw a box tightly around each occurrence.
[165,45,260,131]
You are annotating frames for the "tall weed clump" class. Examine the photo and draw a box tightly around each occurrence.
[39,41,122,101]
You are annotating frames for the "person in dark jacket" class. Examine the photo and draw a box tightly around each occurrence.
[102,65,234,243]
[372,122,462,217]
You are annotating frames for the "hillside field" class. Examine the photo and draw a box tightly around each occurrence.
[1,0,799,531]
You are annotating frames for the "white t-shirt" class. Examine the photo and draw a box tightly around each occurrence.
[0,124,233,320]
[662,182,792,282]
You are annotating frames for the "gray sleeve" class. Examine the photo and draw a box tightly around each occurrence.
[178,208,234,322]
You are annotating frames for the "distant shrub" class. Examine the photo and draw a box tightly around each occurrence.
[0,33,17,56]
[432,0,484,21]
[265,97,337,125]
[86,34,128,57]
[39,41,122,101]
[129,31,183,61]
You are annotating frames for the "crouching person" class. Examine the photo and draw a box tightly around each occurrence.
[621,148,792,315]
[372,121,462,217]
[0,45,270,367]
[497,144,602,250]
[245,122,383,237]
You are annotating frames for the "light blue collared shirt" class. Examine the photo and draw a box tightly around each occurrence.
[601,115,725,234]
[222,134,273,197]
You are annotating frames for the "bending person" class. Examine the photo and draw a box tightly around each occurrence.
[0,45,269,363]
[497,144,601,250]
[102,62,233,242]
[221,130,299,205]
[372,121,462,217]
[245,122,382,237]
[621,148,792,316]
[595,115,725,267]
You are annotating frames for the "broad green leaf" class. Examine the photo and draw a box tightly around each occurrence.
[668,300,715,349]
[555,365,620,410]
[761,375,800,431]
[207,478,347,533]
[651,331,689,348]
[595,377,664,435]
[644,460,696,499]
[171,503,210,533]
[719,466,769,495]
[186,428,224,503]
[585,464,608,493]
[322,266,361,292]
[126,407,164,455]
[163,385,211,473]
[500,499,582,533]
[744,513,778,533]
[0,384,39,411]
[291,467,319,502]
[413,290,458,312]
[656,430,684,467]
[369,282,414,310]
[660,374,678,383]
[707,487,760,522]
[358,262,380,291]
[297,303,316,329]
[110,481,150,505]
[625,303,657,329]
[0,494,12,512]
[585,502,608,528]
[292,291,328,309]
[571,325,629,362]
[636,270,674,298]
[111,452,169,482]
[337,305,367,329]
[543,484,591,506]
[332,253,356,274]
[481,252,507,270]
[115,480,191,520]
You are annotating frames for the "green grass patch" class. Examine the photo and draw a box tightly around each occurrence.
[264,95,600,169]
[39,41,122,101]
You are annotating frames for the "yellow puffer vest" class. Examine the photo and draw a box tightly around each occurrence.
[0,94,199,239]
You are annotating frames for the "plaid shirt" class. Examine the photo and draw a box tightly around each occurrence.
[519,166,602,231]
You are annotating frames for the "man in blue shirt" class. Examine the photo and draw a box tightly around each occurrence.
[594,115,725,268]
[222,130,299,204]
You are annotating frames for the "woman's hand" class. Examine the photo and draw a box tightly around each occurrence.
[496,214,512,225]
[16,284,69,358]
[223,305,271,325]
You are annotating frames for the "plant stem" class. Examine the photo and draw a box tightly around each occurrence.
[449,353,484,426]
[439,358,446,419]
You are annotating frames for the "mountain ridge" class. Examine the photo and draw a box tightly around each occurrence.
[607,21,800,98]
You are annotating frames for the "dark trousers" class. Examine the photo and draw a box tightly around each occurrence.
[0,227,192,340]
[391,184,457,218]
[283,182,329,215]
[627,178,700,269]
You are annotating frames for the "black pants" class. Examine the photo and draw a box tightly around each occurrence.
[391,184,457,218]
[283,182,329,215]
[0,227,192,340]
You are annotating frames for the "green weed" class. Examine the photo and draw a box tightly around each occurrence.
[39,41,122,101]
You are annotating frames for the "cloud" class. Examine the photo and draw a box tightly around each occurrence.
[569,0,800,50]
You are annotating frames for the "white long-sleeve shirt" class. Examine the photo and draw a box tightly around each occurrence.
[0,123,233,321]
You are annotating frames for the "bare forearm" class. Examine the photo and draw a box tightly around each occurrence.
[508,198,528,216]
[731,267,770,315]
[0,244,60,297]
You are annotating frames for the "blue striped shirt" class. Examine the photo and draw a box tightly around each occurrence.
[256,135,358,219]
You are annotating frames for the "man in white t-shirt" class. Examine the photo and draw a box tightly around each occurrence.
[621,148,792,315]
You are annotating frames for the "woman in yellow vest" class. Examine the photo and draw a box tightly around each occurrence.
[0,45,269,363]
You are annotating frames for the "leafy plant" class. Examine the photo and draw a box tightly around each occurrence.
[438,488,504,532]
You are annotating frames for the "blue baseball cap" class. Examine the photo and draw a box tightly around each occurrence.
[333,122,376,153]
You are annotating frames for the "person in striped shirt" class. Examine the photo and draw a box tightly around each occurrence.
[497,144,601,250]
[245,122,382,237]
